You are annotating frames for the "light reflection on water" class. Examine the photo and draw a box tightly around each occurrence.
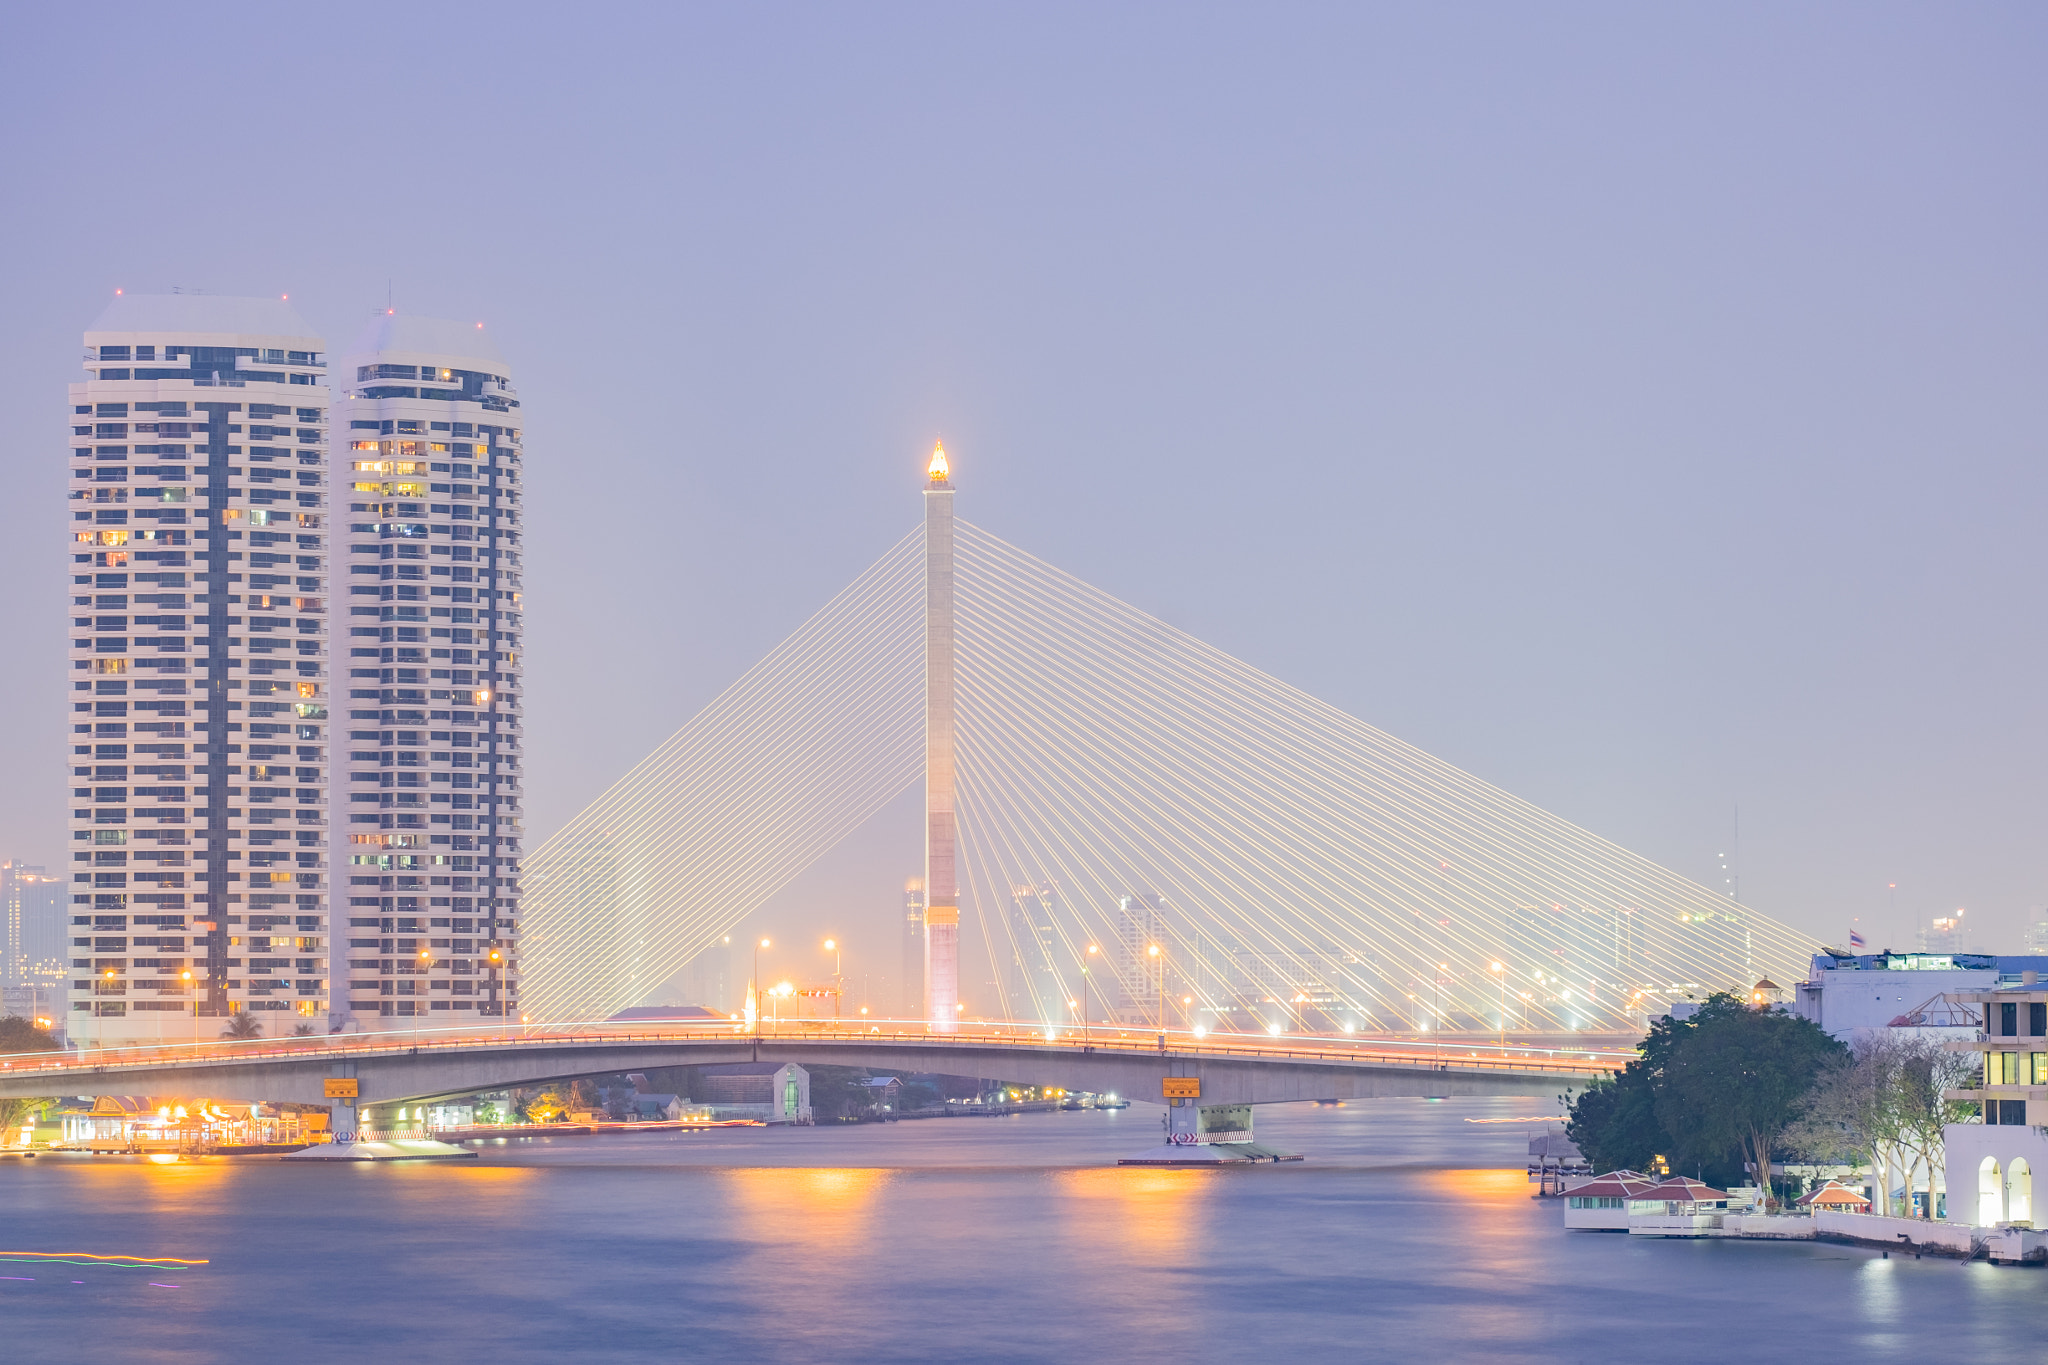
[724,1166,888,1247]
[1,1097,2043,1363]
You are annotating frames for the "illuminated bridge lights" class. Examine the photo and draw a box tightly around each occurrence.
[521,511,1817,1031]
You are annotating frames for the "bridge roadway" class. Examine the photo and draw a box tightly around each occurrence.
[0,1021,1622,1111]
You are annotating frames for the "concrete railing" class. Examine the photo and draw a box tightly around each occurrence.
[0,1019,1632,1081]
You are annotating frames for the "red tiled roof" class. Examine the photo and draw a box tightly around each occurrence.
[1565,1171,1662,1198]
[1644,1177,1728,1201]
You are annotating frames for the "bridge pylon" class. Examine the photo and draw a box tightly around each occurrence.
[924,442,960,1033]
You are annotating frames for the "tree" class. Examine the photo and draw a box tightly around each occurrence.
[1783,1046,1890,1195]
[1786,1032,1973,1217]
[0,1095,52,1140]
[1564,1069,1667,1174]
[291,1023,316,1037]
[0,1016,61,1054]
[1566,994,1845,1193]
[1894,1039,1978,1218]
[1566,999,1729,1174]
[1656,998,1844,1201]
[221,1012,263,1040]
[805,1065,887,1122]
[521,1089,568,1123]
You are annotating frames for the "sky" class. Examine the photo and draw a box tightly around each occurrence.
[2,4,2044,1001]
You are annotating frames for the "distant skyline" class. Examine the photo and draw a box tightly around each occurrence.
[4,5,2046,998]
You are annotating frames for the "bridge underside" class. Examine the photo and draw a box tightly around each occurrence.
[0,1037,1587,1110]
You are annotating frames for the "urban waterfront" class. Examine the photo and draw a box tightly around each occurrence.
[5,1097,2044,1363]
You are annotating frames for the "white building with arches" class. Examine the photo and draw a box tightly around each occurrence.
[1944,985,2048,1227]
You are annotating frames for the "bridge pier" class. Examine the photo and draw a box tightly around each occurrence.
[284,1062,474,1162]
[1117,1069,1304,1166]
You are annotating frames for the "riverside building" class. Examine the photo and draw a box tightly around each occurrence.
[68,294,333,1045]
[330,315,525,1030]
[1944,981,2048,1226]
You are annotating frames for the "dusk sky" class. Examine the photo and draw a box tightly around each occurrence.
[4,5,2044,995]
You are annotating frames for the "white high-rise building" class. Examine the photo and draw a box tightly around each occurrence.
[68,295,333,1045]
[1005,883,1064,1026]
[1116,892,1166,1024]
[330,315,526,1031]
[3,860,66,990]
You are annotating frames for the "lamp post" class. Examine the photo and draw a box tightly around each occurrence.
[1490,961,1506,1050]
[1148,943,1163,1036]
[419,949,432,1045]
[1082,944,1099,1045]
[1436,962,1448,1066]
[100,969,116,1052]
[824,938,842,1020]
[182,970,195,1049]
[751,937,770,1035]
[486,946,504,1032]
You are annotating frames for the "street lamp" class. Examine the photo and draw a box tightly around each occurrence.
[100,969,116,1052]
[418,949,433,1044]
[182,970,195,1049]
[751,937,771,1034]
[1081,944,1099,1044]
[1148,943,1163,1032]
[824,937,842,1020]
[486,946,504,1028]
[1490,961,1506,1049]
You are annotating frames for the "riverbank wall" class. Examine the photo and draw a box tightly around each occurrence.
[1813,1210,1978,1257]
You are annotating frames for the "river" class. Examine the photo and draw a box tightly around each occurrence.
[2,1095,2039,1362]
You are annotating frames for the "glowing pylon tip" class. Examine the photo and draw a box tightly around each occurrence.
[928,441,949,484]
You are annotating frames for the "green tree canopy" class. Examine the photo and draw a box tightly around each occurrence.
[0,1016,62,1054]
[1655,997,1843,1193]
[1567,994,1845,1193]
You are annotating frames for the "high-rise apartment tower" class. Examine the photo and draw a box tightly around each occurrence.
[1006,883,1064,1027]
[330,315,525,1031]
[68,295,333,1045]
[3,861,64,987]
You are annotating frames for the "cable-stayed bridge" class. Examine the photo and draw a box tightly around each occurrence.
[0,457,1820,1158]
[523,462,1819,1039]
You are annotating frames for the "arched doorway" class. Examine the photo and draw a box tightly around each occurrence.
[1981,1156,2004,1225]
[2009,1158,2033,1225]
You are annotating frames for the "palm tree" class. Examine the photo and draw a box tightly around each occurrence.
[291,1023,316,1037]
[221,1012,263,1041]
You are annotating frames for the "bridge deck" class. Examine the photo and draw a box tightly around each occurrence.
[0,1023,1629,1108]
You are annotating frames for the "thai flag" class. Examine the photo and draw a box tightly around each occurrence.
[1849,928,1866,949]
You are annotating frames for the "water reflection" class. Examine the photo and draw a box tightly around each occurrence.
[1055,1166,1212,1258]
[722,1167,887,1248]
[4,1104,2047,1363]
